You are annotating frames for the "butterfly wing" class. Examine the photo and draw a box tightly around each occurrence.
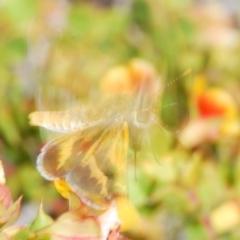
[29,105,101,133]
[37,121,129,210]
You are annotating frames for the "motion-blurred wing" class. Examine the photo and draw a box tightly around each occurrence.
[29,106,101,133]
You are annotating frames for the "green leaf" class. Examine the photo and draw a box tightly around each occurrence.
[12,228,36,240]
[29,203,53,232]
[68,192,81,211]
[0,110,21,146]
[0,197,22,228]
[0,184,12,210]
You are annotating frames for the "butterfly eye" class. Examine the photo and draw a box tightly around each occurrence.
[133,109,156,128]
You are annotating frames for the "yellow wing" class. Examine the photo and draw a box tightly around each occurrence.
[37,121,129,210]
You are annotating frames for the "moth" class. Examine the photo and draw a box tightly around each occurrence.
[29,93,157,210]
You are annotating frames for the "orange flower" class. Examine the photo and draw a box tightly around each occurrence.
[197,88,237,119]
[100,58,159,96]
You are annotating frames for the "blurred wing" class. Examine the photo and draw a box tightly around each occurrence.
[29,96,130,134]
[37,121,129,209]
[29,110,84,133]
[29,106,100,133]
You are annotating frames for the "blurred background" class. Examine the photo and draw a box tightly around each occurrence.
[1,0,240,239]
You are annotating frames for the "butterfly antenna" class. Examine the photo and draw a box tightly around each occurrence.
[134,150,137,181]
[146,129,161,166]
[161,102,178,108]
[126,158,131,200]
[156,120,170,138]
[163,68,192,90]
[154,69,191,117]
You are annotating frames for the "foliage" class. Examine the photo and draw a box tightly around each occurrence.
[1,0,240,239]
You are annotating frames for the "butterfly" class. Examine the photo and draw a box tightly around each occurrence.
[29,58,191,211]
[29,93,157,210]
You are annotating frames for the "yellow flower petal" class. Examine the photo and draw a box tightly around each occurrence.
[54,179,73,199]
[115,197,142,233]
